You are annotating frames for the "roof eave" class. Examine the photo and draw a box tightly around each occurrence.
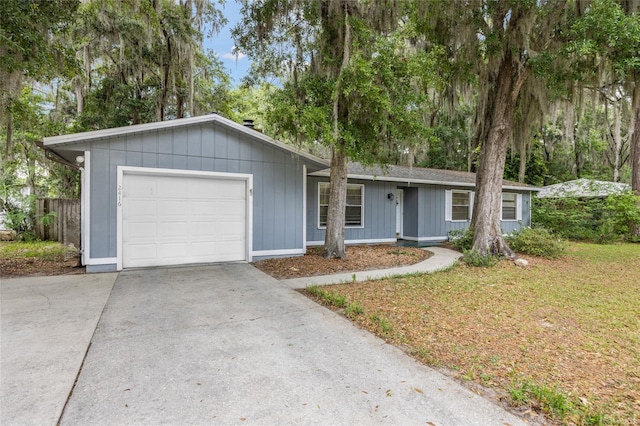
[309,170,541,191]
[309,170,538,191]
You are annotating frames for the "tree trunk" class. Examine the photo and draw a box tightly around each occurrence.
[323,3,351,259]
[323,146,348,259]
[4,111,13,163]
[631,81,640,237]
[613,98,622,182]
[471,55,526,258]
[631,80,640,195]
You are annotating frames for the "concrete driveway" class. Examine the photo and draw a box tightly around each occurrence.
[1,273,117,425]
[57,264,525,426]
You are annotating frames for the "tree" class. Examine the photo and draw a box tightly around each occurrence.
[69,0,226,129]
[0,0,79,163]
[234,0,432,258]
[569,0,640,234]
[410,1,629,256]
[414,0,570,256]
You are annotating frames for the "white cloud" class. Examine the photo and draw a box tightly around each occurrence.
[221,46,246,61]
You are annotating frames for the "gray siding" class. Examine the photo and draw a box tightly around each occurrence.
[419,187,532,239]
[87,122,314,260]
[305,179,533,244]
[306,177,396,243]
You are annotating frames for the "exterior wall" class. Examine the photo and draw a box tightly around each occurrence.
[421,184,470,239]
[306,176,397,244]
[83,122,316,267]
[305,178,534,245]
[418,186,532,240]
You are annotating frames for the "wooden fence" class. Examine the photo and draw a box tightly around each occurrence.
[35,198,81,248]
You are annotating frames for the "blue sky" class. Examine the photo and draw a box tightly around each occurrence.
[204,0,250,86]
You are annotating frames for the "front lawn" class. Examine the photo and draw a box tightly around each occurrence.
[305,243,640,425]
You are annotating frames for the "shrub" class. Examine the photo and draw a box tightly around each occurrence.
[461,249,498,267]
[605,191,640,241]
[532,192,640,242]
[448,228,474,252]
[506,227,567,259]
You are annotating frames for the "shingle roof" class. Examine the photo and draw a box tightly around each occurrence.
[310,162,539,191]
[537,179,630,198]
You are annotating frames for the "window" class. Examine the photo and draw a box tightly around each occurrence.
[318,182,363,227]
[445,190,473,221]
[501,193,522,221]
[452,191,470,221]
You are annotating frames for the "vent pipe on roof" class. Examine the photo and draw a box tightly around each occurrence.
[243,119,255,129]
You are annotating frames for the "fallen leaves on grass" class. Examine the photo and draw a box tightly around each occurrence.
[308,243,640,425]
[253,245,431,279]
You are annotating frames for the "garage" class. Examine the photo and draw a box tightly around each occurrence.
[118,168,251,269]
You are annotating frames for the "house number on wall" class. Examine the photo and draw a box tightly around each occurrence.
[117,185,122,207]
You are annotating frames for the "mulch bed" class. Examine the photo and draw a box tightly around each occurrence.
[252,245,432,279]
[0,257,85,278]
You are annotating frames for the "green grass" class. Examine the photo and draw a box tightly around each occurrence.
[0,241,76,260]
[317,243,640,425]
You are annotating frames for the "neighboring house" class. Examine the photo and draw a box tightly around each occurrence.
[43,115,539,272]
[537,179,631,199]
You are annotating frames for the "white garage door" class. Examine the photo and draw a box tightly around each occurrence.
[121,172,247,268]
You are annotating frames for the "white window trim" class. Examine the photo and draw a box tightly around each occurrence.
[500,192,522,221]
[445,189,474,222]
[317,182,365,229]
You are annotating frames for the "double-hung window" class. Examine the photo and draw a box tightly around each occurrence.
[445,190,473,221]
[501,193,522,221]
[318,182,364,228]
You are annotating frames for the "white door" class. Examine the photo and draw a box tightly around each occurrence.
[395,189,404,238]
[121,172,247,268]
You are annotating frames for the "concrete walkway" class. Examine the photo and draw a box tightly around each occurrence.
[0,273,117,425]
[283,246,462,289]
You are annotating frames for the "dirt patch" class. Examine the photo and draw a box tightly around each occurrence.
[252,245,432,279]
[1,257,85,278]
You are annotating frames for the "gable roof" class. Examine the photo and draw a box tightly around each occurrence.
[43,114,329,168]
[310,162,539,191]
[537,179,631,198]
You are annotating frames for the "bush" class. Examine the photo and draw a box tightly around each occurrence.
[605,191,640,241]
[448,228,474,252]
[461,249,498,267]
[506,227,567,259]
[532,192,640,242]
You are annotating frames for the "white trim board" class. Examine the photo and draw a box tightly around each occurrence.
[306,238,397,246]
[85,257,118,265]
[116,166,254,271]
[302,165,307,250]
[81,151,90,266]
[252,248,305,257]
[401,236,448,242]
